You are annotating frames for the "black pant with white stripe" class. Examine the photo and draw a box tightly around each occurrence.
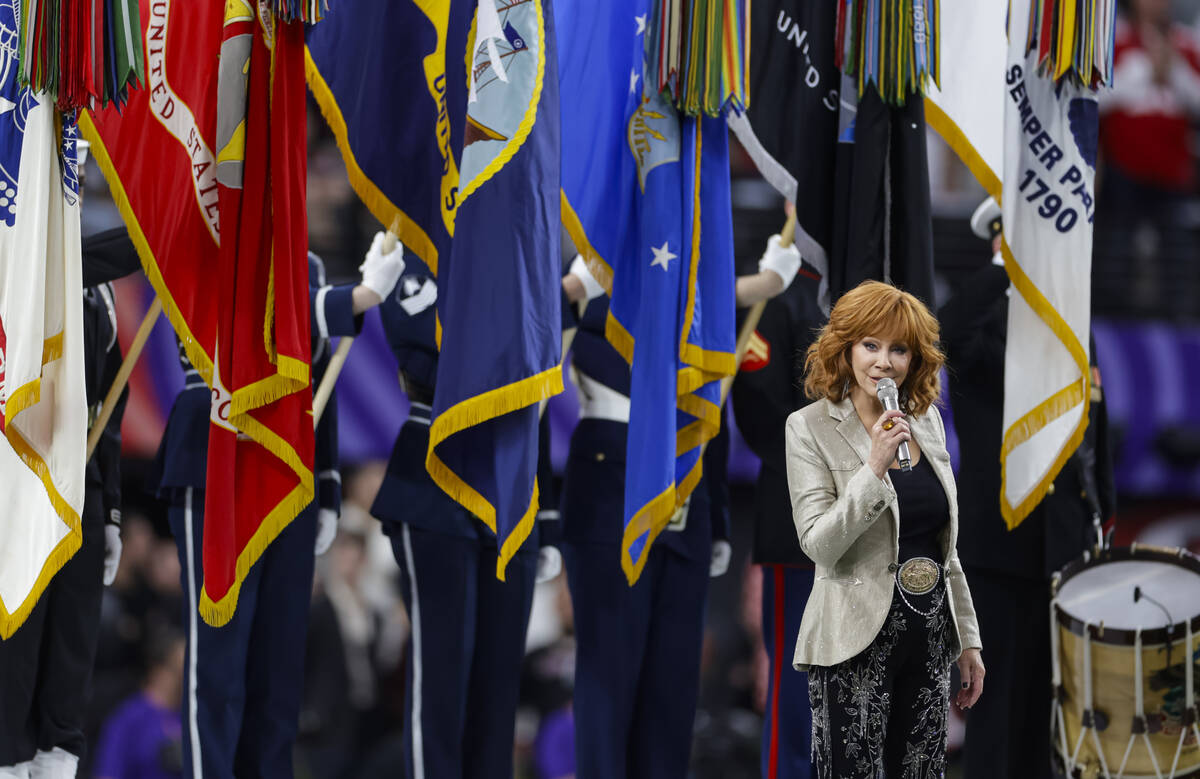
[167,487,317,779]
[389,521,537,779]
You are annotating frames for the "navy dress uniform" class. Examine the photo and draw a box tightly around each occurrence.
[0,229,135,778]
[560,295,730,779]
[371,265,544,779]
[153,252,361,779]
[940,253,1115,779]
[730,265,824,779]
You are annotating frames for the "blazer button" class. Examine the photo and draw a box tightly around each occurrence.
[1047,482,1056,495]
[887,563,899,573]
[595,452,606,462]
[873,500,885,511]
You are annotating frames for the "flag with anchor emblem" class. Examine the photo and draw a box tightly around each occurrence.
[559,0,736,583]
[0,0,87,638]
[309,0,563,576]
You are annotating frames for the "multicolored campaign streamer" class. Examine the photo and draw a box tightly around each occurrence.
[836,0,941,105]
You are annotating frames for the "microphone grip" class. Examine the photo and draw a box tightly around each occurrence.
[897,440,912,472]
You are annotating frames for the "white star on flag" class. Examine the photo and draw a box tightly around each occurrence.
[650,242,676,271]
[635,14,647,34]
[629,68,640,95]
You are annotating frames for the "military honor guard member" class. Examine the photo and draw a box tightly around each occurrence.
[0,226,137,779]
[370,255,561,779]
[730,250,825,779]
[941,199,1115,779]
[559,232,801,779]
[152,235,403,778]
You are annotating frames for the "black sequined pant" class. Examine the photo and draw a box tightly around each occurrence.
[808,584,956,779]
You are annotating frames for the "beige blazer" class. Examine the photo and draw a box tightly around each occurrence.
[784,396,982,670]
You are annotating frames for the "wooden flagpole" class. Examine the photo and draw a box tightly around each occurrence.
[86,296,163,462]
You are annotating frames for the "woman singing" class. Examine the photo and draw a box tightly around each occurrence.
[785,281,985,777]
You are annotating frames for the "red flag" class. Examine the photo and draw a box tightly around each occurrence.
[81,1,312,627]
[204,5,312,625]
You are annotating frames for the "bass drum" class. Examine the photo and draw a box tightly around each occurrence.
[1051,545,1200,779]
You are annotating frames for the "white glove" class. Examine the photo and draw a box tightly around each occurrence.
[103,524,122,586]
[991,250,1005,267]
[359,231,406,299]
[758,234,802,292]
[709,540,731,578]
[314,508,338,556]
[568,254,605,301]
[535,546,563,583]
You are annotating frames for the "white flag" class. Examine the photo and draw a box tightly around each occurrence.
[0,87,86,639]
[924,0,1006,198]
[999,1,1098,528]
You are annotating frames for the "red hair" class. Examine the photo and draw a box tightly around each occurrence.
[803,281,944,415]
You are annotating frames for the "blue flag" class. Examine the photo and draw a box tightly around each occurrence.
[558,0,736,583]
[308,1,562,577]
[305,1,473,272]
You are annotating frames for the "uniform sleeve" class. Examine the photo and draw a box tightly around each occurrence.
[98,385,127,525]
[315,387,341,515]
[730,298,794,464]
[310,282,362,340]
[937,265,1009,375]
[704,415,731,543]
[81,228,141,288]
[97,293,127,525]
[536,412,562,547]
[1090,358,1117,524]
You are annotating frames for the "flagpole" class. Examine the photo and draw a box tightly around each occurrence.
[312,229,399,428]
[539,327,575,421]
[86,296,163,462]
[665,214,800,524]
[312,335,352,427]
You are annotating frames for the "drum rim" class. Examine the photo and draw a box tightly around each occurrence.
[1052,545,1200,646]
[1053,748,1200,778]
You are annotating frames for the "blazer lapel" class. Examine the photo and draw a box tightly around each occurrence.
[912,412,950,492]
[910,410,958,524]
[830,397,874,467]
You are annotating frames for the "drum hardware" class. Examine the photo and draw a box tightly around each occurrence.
[1134,586,1177,666]
[1094,513,1107,555]
[1051,546,1200,779]
[1082,709,1112,732]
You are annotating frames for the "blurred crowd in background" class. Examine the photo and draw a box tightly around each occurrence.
[73,0,1200,776]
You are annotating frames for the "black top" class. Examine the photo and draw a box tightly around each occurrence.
[892,455,949,564]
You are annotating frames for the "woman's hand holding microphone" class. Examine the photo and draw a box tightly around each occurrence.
[867,409,910,480]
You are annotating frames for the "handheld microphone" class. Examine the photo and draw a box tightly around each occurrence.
[876,378,911,472]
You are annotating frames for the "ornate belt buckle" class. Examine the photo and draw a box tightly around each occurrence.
[897,557,940,595]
